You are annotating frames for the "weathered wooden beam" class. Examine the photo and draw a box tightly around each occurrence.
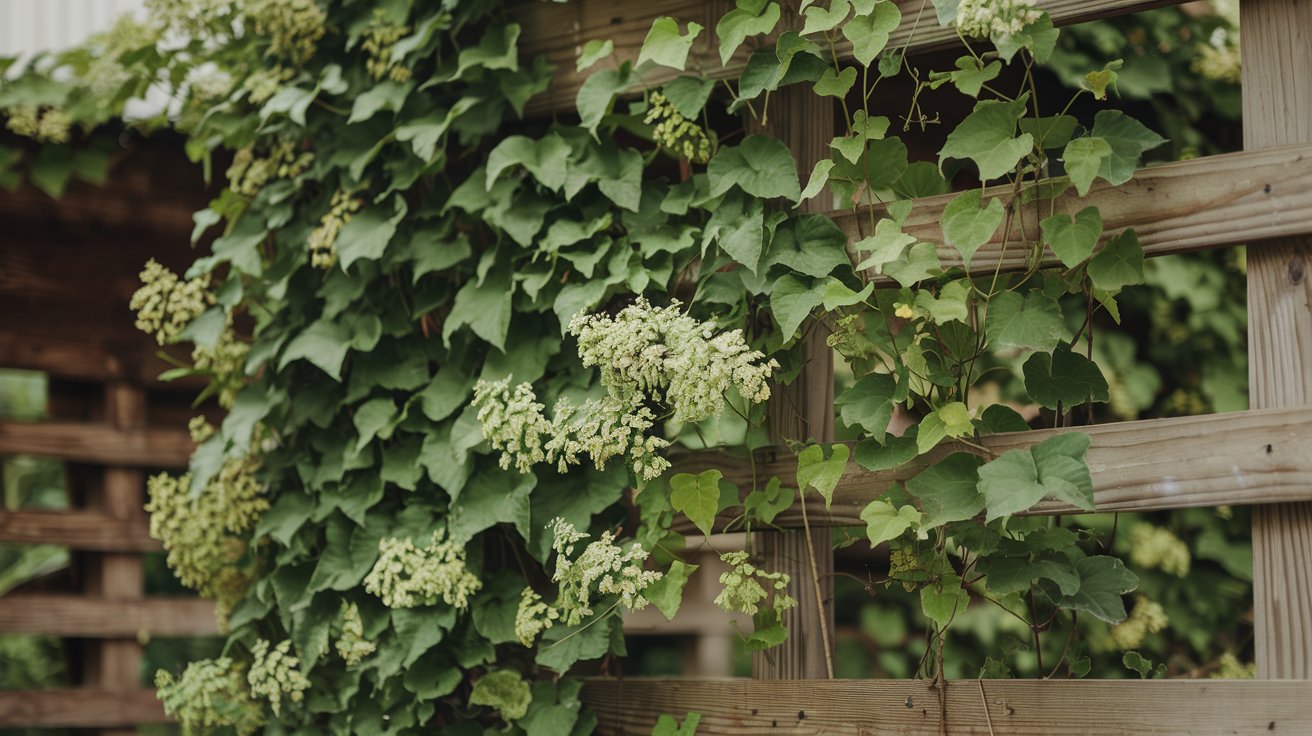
[580,678,1312,735]
[518,0,1180,116]
[0,689,169,728]
[672,407,1312,531]
[0,420,192,468]
[0,595,218,637]
[1242,0,1312,681]
[0,509,159,552]
[833,143,1312,286]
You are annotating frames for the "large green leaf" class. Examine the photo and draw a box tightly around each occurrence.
[939,98,1033,181]
[1023,345,1110,409]
[670,469,724,536]
[715,1,782,65]
[1089,110,1166,186]
[835,372,898,440]
[644,560,698,620]
[861,499,921,546]
[708,135,801,200]
[769,274,825,338]
[1058,556,1139,623]
[842,1,901,65]
[920,574,970,627]
[637,17,704,71]
[984,290,1063,353]
[796,443,850,508]
[1088,229,1145,293]
[1040,206,1102,268]
[905,452,984,528]
[1062,136,1112,196]
[941,188,1004,268]
[977,432,1093,521]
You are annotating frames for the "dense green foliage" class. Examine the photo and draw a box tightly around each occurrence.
[0,0,1253,732]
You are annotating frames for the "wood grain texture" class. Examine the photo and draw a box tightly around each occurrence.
[832,144,1312,286]
[581,678,1312,735]
[516,0,1179,116]
[0,689,169,728]
[0,595,218,637]
[670,407,1312,530]
[0,510,159,551]
[753,81,836,681]
[1243,0,1312,681]
[0,420,191,467]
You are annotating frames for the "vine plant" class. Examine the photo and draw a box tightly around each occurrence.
[0,0,1167,731]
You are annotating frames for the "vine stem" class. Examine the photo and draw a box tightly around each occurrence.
[798,488,835,679]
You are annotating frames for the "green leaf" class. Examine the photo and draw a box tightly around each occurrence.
[708,135,801,201]
[905,453,984,528]
[978,405,1030,434]
[486,134,571,191]
[861,499,921,546]
[663,76,716,118]
[1122,651,1165,679]
[1060,556,1139,623]
[1023,345,1110,409]
[984,290,1063,353]
[854,431,919,471]
[1087,229,1144,293]
[801,0,850,35]
[884,242,940,287]
[644,560,699,620]
[743,477,794,526]
[814,66,857,97]
[842,1,902,66]
[935,56,1001,97]
[469,670,532,722]
[456,21,521,76]
[769,274,825,338]
[577,66,631,133]
[280,319,352,380]
[920,574,969,627]
[915,401,973,454]
[835,372,898,440]
[796,443,850,508]
[447,468,534,544]
[798,158,836,204]
[670,469,724,537]
[716,1,782,65]
[939,97,1033,181]
[348,80,414,123]
[977,432,1093,521]
[338,197,407,269]
[1019,115,1078,150]
[854,218,915,272]
[820,278,874,311]
[1040,206,1103,268]
[576,39,614,72]
[913,279,971,325]
[941,189,1004,268]
[1090,110,1165,186]
[443,267,514,350]
[652,712,702,736]
[1062,136,1112,196]
[982,553,1080,596]
[637,17,704,71]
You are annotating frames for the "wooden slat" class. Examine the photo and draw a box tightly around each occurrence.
[0,689,168,728]
[580,678,1312,735]
[833,144,1312,286]
[0,420,192,468]
[0,595,218,636]
[0,509,159,551]
[517,0,1179,116]
[1242,0,1312,681]
[672,407,1312,531]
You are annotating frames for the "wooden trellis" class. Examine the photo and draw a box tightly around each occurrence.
[514,0,1312,732]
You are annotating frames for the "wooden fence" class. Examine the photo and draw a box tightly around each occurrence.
[1,0,1310,732]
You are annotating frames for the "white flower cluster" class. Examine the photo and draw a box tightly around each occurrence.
[246,639,310,717]
[226,140,314,196]
[335,602,376,666]
[130,259,214,345]
[570,298,777,423]
[1108,594,1168,649]
[644,91,713,164]
[1128,523,1191,577]
[363,10,412,82]
[3,106,72,143]
[309,189,363,268]
[1193,41,1241,84]
[155,656,264,735]
[714,551,796,616]
[473,379,671,480]
[192,324,251,409]
[474,300,777,481]
[955,0,1042,39]
[514,518,662,646]
[244,0,326,65]
[363,530,482,609]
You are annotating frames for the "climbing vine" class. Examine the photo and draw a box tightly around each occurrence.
[0,0,1184,731]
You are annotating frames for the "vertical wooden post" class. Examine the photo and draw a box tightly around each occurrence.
[85,381,147,735]
[1241,0,1312,680]
[751,84,837,680]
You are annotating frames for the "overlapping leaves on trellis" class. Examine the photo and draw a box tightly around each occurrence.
[0,0,1169,730]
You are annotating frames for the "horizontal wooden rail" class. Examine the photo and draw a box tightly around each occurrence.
[581,678,1312,735]
[836,143,1312,286]
[673,407,1312,530]
[518,0,1179,116]
[0,420,192,468]
[0,595,218,636]
[0,509,160,552]
[0,689,169,728]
